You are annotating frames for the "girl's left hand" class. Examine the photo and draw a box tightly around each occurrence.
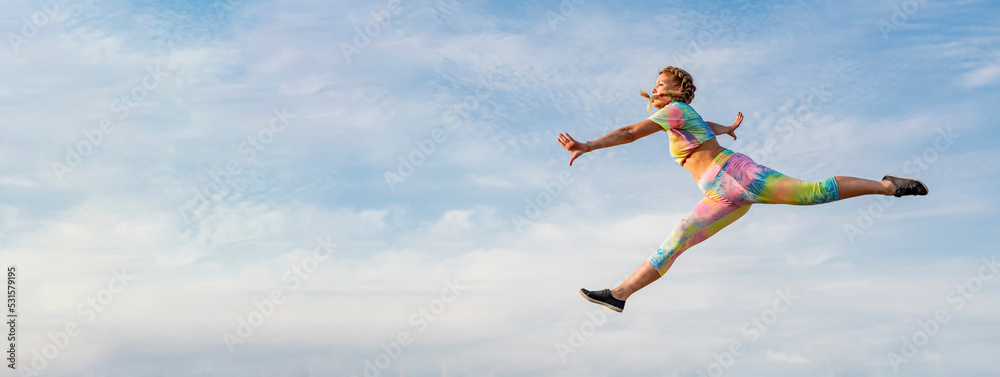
[725,112,742,140]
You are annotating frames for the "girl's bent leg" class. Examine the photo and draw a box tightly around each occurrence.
[610,261,659,301]
[613,195,751,300]
[834,176,894,200]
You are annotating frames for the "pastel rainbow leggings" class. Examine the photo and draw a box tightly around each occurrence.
[648,149,840,276]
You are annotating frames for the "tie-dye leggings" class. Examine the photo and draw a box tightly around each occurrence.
[647,149,840,276]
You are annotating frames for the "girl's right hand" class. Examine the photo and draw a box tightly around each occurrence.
[558,132,588,166]
[725,112,743,140]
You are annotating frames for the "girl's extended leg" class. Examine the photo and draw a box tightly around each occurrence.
[745,170,895,205]
[719,153,905,204]
[611,194,751,301]
[834,176,893,200]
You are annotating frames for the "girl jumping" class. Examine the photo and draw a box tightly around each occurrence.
[559,66,928,313]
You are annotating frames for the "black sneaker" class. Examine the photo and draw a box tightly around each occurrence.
[882,175,929,197]
[579,288,625,313]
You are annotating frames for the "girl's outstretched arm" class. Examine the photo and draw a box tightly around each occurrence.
[558,119,663,166]
[707,112,743,140]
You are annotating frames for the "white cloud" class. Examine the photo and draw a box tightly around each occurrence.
[958,61,1000,88]
[767,350,811,364]
[429,209,474,234]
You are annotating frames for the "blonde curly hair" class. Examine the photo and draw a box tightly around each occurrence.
[639,66,696,114]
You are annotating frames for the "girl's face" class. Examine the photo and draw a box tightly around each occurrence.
[650,73,676,109]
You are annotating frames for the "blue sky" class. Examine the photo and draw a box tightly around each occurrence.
[1,0,999,376]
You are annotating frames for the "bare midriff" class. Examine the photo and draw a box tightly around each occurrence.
[680,138,727,183]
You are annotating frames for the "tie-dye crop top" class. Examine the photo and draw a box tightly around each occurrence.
[647,102,716,166]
